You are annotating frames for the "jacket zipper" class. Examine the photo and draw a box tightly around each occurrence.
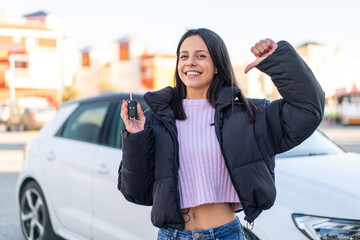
[149,112,185,229]
[215,101,254,224]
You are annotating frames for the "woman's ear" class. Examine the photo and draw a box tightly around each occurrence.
[215,68,218,74]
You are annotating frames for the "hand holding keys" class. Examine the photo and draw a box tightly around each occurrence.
[128,89,137,119]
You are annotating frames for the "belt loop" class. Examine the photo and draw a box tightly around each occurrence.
[209,229,214,239]
[173,229,178,239]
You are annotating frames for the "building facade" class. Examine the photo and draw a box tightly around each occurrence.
[242,42,360,101]
[0,11,64,107]
[141,53,176,91]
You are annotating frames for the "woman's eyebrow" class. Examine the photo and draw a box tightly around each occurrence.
[180,50,209,54]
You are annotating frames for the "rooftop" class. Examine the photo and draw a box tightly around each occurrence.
[23,11,49,18]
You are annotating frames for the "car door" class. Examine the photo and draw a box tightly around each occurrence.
[92,99,157,240]
[43,101,110,238]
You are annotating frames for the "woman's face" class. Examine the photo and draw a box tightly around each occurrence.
[178,35,217,98]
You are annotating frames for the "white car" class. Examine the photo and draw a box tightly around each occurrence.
[246,131,360,240]
[16,93,360,240]
[16,93,156,240]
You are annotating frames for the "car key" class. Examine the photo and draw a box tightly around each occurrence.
[127,89,137,119]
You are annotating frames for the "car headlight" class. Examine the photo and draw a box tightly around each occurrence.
[292,214,360,240]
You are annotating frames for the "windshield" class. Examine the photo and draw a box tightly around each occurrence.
[276,130,345,158]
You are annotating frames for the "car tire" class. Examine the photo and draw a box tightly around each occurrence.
[5,123,11,132]
[19,181,61,240]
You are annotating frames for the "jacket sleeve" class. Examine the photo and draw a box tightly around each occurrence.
[117,112,155,206]
[256,41,325,154]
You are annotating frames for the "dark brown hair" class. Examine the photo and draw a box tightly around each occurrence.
[172,28,259,122]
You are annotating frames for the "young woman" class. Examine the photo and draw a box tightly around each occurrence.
[118,28,325,240]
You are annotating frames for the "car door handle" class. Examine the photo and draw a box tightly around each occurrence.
[46,151,56,161]
[97,164,110,174]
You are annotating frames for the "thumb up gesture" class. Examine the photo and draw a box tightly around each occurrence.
[244,38,278,74]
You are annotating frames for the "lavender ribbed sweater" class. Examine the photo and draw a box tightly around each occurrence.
[176,99,242,211]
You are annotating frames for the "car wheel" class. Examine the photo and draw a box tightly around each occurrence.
[19,181,61,240]
[5,123,11,132]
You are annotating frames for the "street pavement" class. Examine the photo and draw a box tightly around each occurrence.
[0,172,24,240]
[0,127,38,240]
[319,123,360,153]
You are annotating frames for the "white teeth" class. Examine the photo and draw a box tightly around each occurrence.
[186,71,200,76]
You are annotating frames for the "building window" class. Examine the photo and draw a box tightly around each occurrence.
[9,54,30,78]
[38,38,57,48]
[119,42,129,61]
[82,52,90,67]
[15,61,28,68]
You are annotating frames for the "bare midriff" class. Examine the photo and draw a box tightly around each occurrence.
[182,203,236,230]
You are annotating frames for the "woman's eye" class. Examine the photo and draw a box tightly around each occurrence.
[198,55,206,58]
[180,55,188,59]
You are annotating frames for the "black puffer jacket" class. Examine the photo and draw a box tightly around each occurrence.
[118,41,325,230]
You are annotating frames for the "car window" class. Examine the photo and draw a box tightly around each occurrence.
[107,103,125,149]
[276,130,345,158]
[107,98,147,149]
[60,101,110,144]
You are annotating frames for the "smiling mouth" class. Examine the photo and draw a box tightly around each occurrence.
[186,71,201,76]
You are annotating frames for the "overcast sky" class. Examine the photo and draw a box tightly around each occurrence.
[2,0,360,60]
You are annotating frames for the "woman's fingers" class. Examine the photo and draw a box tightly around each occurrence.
[136,103,146,131]
[121,100,127,119]
[254,39,272,56]
[265,38,273,48]
[120,100,146,133]
[244,58,261,74]
[120,100,125,119]
[137,103,145,121]
[121,100,130,127]
[255,41,266,55]
[245,38,278,74]
[251,46,261,57]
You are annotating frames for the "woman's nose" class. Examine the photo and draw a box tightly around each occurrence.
[186,56,196,66]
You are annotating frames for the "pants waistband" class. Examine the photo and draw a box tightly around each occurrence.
[160,216,241,239]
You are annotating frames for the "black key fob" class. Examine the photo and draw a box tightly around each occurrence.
[127,100,137,119]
